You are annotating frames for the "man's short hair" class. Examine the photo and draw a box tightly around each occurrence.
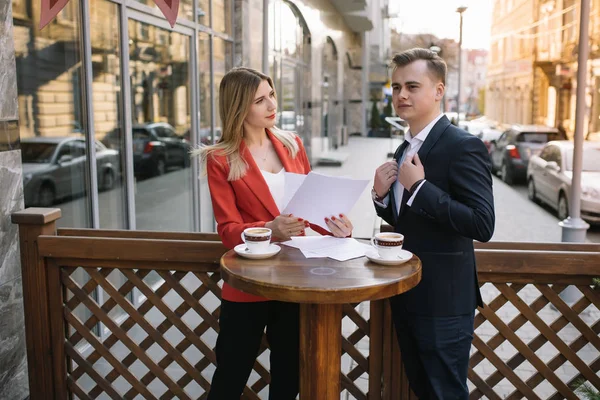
[390,48,447,85]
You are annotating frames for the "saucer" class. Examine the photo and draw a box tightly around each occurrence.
[365,249,413,266]
[234,244,281,259]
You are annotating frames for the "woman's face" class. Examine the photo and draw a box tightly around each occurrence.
[244,79,277,131]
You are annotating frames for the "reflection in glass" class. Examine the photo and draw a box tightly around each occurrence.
[213,37,233,138]
[212,0,232,34]
[197,0,209,26]
[133,0,193,21]
[91,0,127,230]
[14,0,90,229]
[198,33,213,232]
[128,19,193,232]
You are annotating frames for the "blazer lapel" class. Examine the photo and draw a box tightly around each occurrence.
[417,115,451,164]
[239,139,280,219]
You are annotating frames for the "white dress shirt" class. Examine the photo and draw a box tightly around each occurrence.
[377,113,444,212]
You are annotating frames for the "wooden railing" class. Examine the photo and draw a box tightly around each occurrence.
[12,208,600,399]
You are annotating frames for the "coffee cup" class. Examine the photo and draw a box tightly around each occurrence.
[241,227,272,253]
[371,232,404,259]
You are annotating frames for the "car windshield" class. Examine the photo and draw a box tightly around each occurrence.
[516,132,564,143]
[565,147,600,171]
[21,142,58,163]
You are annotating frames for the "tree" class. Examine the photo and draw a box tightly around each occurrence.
[370,98,381,129]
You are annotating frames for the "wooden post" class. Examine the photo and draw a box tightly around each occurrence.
[299,303,342,399]
[369,300,384,400]
[11,208,62,400]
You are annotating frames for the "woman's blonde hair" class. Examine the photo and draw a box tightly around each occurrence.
[191,66,299,181]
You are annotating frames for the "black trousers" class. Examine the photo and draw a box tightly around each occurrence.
[390,297,475,400]
[207,299,300,400]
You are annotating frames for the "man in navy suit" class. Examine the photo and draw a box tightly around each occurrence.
[372,48,495,399]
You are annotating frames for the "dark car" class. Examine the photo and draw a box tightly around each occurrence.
[21,136,120,207]
[103,122,190,178]
[489,125,567,184]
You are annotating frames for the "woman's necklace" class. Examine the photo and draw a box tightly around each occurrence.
[251,145,268,161]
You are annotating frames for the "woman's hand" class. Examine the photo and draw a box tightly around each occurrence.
[324,214,353,238]
[266,214,308,241]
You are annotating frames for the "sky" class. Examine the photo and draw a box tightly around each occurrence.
[388,0,494,50]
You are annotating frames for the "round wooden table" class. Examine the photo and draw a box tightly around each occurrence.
[220,245,422,399]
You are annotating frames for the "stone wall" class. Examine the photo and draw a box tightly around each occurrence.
[0,0,28,398]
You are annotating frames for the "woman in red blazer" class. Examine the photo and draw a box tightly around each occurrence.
[194,67,353,400]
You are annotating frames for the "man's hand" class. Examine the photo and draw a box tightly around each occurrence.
[398,153,425,190]
[373,160,399,198]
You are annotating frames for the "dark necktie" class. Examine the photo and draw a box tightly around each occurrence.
[391,140,410,221]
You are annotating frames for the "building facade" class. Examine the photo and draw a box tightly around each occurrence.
[0,0,384,397]
[486,0,536,125]
[463,49,489,116]
[487,0,600,136]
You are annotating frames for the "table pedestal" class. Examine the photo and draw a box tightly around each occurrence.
[299,303,342,400]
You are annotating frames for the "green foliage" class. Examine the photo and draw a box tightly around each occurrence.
[383,99,394,118]
[370,99,381,129]
[573,379,600,400]
[593,277,600,289]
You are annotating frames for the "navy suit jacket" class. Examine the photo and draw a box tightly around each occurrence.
[375,116,495,316]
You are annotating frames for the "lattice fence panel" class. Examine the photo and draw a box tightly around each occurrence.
[56,266,378,399]
[469,282,600,399]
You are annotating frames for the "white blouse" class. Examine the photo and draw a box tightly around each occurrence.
[261,168,285,212]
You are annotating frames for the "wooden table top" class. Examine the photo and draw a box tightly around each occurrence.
[220,245,422,304]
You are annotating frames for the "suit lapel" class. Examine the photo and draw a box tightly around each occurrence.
[239,137,281,219]
[417,115,451,164]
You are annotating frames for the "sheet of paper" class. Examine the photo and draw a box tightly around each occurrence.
[281,172,370,229]
[281,172,307,211]
[282,237,373,261]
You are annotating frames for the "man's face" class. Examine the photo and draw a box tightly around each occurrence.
[391,60,444,127]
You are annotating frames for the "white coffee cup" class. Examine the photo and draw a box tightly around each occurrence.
[371,232,404,259]
[241,227,272,253]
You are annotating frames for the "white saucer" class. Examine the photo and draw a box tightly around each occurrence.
[365,249,413,266]
[234,244,281,259]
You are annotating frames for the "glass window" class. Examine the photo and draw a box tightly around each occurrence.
[198,33,213,232]
[540,145,561,164]
[91,0,128,231]
[197,0,209,26]
[14,0,90,229]
[213,0,232,35]
[213,37,233,139]
[133,0,193,21]
[128,19,194,233]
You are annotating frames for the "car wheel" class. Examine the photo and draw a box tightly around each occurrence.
[155,158,166,176]
[527,178,537,202]
[103,170,115,191]
[38,183,55,207]
[558,193,569,220]
[501,162,513,184]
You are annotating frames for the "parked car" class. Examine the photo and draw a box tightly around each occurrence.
[476,128,503,153]
[489,125,567,184]
[21,136,120,207]
[527,140,600,223]
[103,122,190,177]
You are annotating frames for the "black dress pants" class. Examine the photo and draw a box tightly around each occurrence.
[207,299,300,400]
[390,297,475,400]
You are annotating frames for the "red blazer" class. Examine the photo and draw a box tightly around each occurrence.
[207,130,329,302]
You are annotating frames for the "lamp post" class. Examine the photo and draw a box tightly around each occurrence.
[456,6,467,126]
[560,0,591,242]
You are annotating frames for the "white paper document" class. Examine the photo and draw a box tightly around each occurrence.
[281,171,370,229]
[282,236,372,261]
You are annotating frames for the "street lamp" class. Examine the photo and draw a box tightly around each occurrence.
[456,6,467,126]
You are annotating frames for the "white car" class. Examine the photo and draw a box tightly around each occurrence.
[527,140,600,223]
